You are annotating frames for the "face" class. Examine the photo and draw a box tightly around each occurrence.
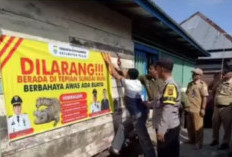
[93,92,97,101]
[149,66,158,78]
[192,73,201,81]
[156,66,164,79]
[13,104,22,115]
[103,90,107,98]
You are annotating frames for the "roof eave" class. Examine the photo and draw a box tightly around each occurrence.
[133,0,210,57]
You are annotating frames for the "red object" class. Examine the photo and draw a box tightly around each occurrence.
[61,108,88,116]
[62,113,88,124]
[0,36,15,57]
[1,38,23,70]
[61,100,87,108]
[9,128,34,139]
[60,93,87,102]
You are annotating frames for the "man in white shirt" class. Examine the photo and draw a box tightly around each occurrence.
[8,96,31,134]
[90,89,101,113]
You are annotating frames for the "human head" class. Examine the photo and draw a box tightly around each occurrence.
[127,68,139,80]
[92,89,97,101]
[11,96,22,115]
[103,89,107,98]
[155,59,174,80]
[149,64,158,79]
[192,68,203,81]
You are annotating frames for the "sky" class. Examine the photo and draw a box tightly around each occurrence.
[154,0,232,34]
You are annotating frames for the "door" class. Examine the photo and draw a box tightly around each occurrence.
[135,43,159,100]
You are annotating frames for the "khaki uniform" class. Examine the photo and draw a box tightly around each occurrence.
[139,75,164,101]
[139,75,164,145]
[186,80,208,145]
[212,79,232,144]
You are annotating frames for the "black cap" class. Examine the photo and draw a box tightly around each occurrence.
[156,58,174,72]
[11,96,22,105]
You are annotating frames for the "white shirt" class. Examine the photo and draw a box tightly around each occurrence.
[8,114,31,134]
[91,101,101,113]
[121,78,142,98]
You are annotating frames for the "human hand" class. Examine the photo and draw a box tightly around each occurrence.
[102,53,112,64]
[200,109,205,117]
[157,134,165,142]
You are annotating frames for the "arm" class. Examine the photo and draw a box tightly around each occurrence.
[201,97,207,110]
[102,53,124,81]
[108,61,124,81]
[200,83,209,116]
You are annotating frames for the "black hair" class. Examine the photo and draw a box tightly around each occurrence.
[128,68,139,80]
[149,63,157,68]
[156,58,173,72]
[92,89,97,94]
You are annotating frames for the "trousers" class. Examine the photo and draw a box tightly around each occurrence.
[111,111,156,157]
[212,105,232,144]
[157,126,180,157]
[186,112,203,145]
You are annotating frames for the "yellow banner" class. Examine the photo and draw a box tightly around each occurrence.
[0,35,113,140]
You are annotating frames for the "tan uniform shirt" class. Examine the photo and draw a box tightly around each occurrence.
[186,80,209,113]
[215,79,232,106]
[139,75,164,101]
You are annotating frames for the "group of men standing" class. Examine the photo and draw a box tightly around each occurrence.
[104,54,232,157]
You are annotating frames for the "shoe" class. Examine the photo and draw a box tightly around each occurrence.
[210,140,219,147]
[218,143,230,150]
[109,147,120,155]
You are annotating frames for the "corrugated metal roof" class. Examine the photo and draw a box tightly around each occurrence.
[181,12,232,51]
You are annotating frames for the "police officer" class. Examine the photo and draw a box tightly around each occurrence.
[154,59,180,157]
[210,72,232,150]
[8,96,31,134]
[186,68,208,149]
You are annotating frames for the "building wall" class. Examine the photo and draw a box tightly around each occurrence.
[0,1,135,157]
[160,51,195,88]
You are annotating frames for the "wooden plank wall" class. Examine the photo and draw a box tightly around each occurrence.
[0,1,137,157]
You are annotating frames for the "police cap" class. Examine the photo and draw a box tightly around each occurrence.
[11,96,22,105]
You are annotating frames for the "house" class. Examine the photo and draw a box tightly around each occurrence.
[0,1,208,157]
[181,12,232,83]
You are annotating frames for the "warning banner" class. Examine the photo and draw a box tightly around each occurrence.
[0,35,112,140]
